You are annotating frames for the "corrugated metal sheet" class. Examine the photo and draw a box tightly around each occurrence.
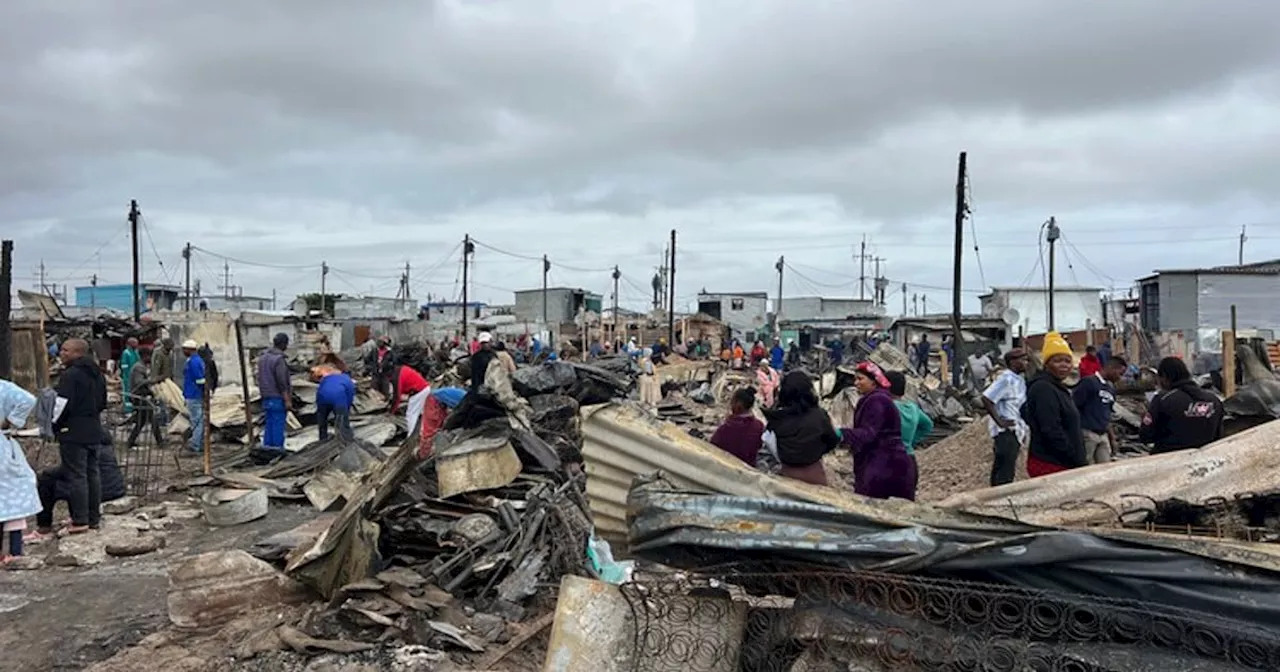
[939,420,1280,527]
[1198,273,1280,336]
[580,403,1033,545]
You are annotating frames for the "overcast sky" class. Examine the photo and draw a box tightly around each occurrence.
[4,1,1280,315]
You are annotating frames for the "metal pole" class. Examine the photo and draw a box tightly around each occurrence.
[775,256,784,337]
[612,266,620,349]
[129,200,141,321]
[668,230,677,345]
[183,243,191,311]
[320,261,329,316]
[1046,217,1060,331]
[950,151,966,388]
[461,235,471,340]
[542,255,550,336]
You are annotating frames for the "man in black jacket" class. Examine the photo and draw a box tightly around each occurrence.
[1140,357,1224,454]
[52,338,107,532]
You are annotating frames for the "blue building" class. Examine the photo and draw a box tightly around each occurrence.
[74,283,182,314]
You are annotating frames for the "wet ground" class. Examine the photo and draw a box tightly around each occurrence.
[0,495,317,671]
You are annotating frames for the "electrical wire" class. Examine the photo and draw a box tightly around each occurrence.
[50,222,129,285]
[472,237,614,273]
[784,262,857,290]
[966,172,988,287]
[1060,233,1118,285]
[138,215,176,285]
[191,245,321,270]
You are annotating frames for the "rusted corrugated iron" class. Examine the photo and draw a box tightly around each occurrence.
[579,402,1032,546]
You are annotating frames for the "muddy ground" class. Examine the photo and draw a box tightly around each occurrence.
[0,491,316,672]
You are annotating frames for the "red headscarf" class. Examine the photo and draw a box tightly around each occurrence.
[855,360,891,389]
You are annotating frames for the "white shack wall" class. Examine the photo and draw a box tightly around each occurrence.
[1195,273,1280,350]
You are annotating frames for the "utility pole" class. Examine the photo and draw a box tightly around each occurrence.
[182,243,192,311]
[950,151,967,388]
[902,283,908,316]
[129,199,141,321]
[612,266,621,347]
[0,240,13,380]
[542,254,551,328]
[1046,216,1061,331]
[271,288,277,310]
[912,293,918,316]
[1239,224,1248,265]
[91,274,98,314]
[872,256,887,305]
[320,261,329,316]
[403,261,411,308]
[859,235,868,300]
[775,256,784,336]
[668,230,677,345]
[37,260,46,295]
[222,260,231,299]
[461,235,472,340]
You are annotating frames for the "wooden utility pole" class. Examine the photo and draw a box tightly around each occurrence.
[182,243,192,311]
[902,283,908,316]
[90,274,98,314]
[0,240,13,380]
[129,199,141,321]
[319,261,329,316]
[542,254,550,329]
[950,151,966,388]
[611,266,620,348]
[233,317,254,448]
[775,256,784,336]
[859,236,868,300]
[1223,304,1239,397]
[461,235,472,340]
[1239,225,1247,265]
[404,261,411,308]
[1046,217,1060,331]
[667,230,676,345]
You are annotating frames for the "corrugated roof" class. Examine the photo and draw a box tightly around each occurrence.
[1148,258,1280,276]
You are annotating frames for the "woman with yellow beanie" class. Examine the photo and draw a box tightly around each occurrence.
[1022,331,1087,477]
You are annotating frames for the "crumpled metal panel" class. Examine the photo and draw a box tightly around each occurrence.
[579,403,1032,545]
[940,419,1280,528]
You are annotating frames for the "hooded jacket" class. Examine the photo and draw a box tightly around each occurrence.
[54,355,107,444]
[841,387,915,500]
[1022,371,1086,469]
[1139,380,1224,454]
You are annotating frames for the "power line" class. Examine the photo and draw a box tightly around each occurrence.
[138,214,176,285]
[49,222,129,285]
[471,238,613,273]
[966,172,987,287]
[784,262,858,290]
[191,245,321,270]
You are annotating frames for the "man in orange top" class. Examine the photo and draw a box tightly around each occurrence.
[731,342,746,369]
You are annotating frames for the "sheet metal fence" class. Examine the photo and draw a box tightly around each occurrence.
[616,568,1280,671]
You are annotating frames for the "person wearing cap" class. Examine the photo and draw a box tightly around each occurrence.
[181,339,206,453]
[981,348,1030,486]
[257,333,292,454]
[1023,331,1086,478]
[840,361,915,500]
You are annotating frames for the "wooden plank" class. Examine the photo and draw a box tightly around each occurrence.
[1222,330,1237,398]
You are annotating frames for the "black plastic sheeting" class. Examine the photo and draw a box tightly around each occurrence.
[626,476,1280,633]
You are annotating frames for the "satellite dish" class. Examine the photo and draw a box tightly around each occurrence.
[1001,308,1020,326]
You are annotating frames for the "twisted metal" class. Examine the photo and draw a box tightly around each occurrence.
[615,568,1280,671]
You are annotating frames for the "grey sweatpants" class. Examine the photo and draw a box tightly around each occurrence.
[1083,429,1111,465]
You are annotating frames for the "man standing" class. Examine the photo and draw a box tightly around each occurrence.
[52,338,106,533]
[981,348,1029,486]
[1074,355,1126,465]
[151,337,174,385]
[770,339,785,371]
[181,340,207,453]
[120,337,139,414]
[1078,345,1102,378]
[968,351,993,390]
[126,348,166,449]
[257,333,292,455]
[915,335,931,375]
[829,338,845,367]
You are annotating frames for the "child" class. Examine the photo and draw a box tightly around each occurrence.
[0,379,41,564]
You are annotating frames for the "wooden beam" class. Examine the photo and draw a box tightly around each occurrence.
[1222,329,1237,398]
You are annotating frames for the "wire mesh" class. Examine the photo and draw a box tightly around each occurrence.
[112,394,174,499]
[614,568,1280,671]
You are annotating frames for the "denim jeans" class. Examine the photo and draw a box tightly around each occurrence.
[186,398,205,452]
[316,403,353,441]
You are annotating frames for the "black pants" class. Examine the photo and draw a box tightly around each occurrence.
[991,430,1021,487]
[316,403,353,441]
[45,441,101,527]
[127,403,165,447]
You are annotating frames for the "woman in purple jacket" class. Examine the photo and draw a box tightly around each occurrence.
[842,361,917,500]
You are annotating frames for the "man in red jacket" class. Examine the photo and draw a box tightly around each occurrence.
[1078,345,1101,378]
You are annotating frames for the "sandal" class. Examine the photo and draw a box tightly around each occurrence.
[23,529,52,544]
[58,524,91,537]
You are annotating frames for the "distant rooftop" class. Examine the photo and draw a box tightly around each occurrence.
[1141,259,1280,279]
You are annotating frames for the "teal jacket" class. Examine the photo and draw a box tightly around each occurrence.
[894,400,933,455]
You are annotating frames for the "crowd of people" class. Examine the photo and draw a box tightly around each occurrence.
[702,329,1228,501]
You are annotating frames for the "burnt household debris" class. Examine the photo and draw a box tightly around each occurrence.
[7,287,1280,672]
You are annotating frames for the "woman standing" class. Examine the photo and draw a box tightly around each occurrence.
[841,362,916,500]
[0,379,41,564]
[1024,331,1086,477]
[763,371,839,486]
[755,359,781,408]
[710,388,765,467]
